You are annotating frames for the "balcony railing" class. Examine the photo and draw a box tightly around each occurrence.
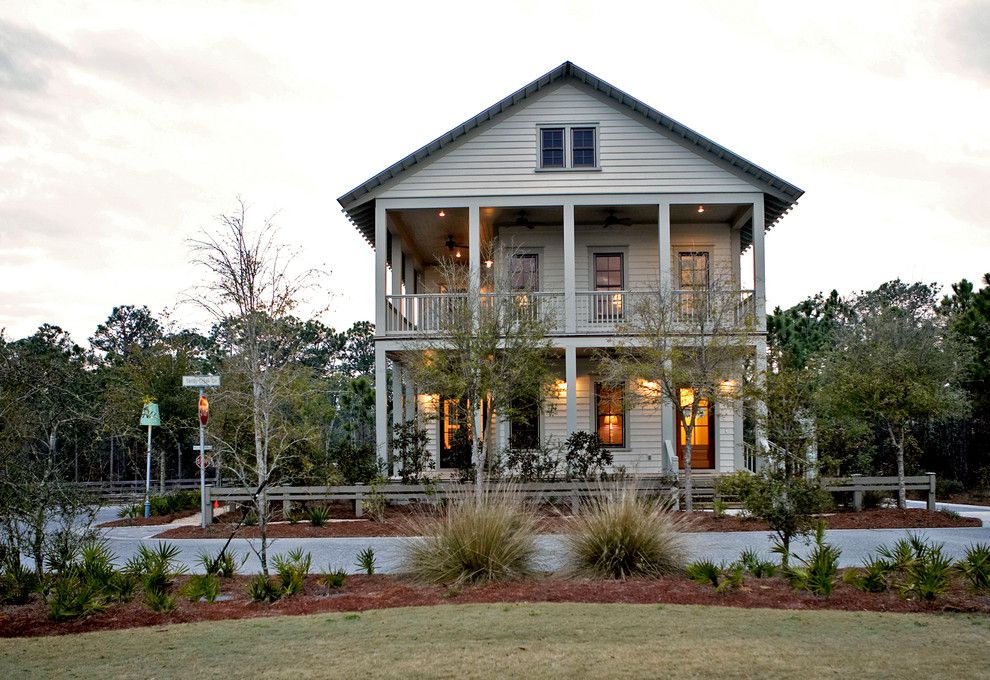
[383,289,755,336]
[384,292,563,335]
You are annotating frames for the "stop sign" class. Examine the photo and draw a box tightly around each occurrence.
[198,395,209,426]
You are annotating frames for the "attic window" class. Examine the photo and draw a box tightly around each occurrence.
[538,124,598,170]
[541,128,564,168]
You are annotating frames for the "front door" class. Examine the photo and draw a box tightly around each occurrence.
[676,388,715,469]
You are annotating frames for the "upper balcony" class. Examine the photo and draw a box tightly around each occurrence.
[375,198,767,341]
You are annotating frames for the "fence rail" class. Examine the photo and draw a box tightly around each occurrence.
[203,473,937,521]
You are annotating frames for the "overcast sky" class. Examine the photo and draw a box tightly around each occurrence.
[2,0,988,343]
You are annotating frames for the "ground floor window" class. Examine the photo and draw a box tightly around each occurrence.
[677,388,714,469]
[439,398,472,469]
[509,403,540,450]
[595,383,625,447]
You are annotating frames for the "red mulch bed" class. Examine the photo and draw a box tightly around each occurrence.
[99,510,198,528]
[153,508,979,540]
[3,572,988,638]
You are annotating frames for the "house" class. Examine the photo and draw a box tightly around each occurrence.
[337,62,803,477]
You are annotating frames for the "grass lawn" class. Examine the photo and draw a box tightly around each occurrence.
[2,603,989,679]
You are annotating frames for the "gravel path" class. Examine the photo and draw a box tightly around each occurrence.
[94,505,990,575]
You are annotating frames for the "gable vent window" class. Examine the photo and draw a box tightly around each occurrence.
[538,124,598,170]
[540,128,565,168]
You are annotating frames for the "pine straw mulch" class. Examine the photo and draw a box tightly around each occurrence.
[3,572,989,638]
[152,507,980,540]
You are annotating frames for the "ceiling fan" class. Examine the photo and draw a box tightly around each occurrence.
[445,234,469,257]
[493,210,556,229]
[602,209,632,228]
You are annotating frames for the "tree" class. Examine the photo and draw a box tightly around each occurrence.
[189,198,322,575]
[338,321,375,378]
[90,305,163,364]
[816,281,970,507]
[406,242,557,491]
[0,327,99,576]
[598,280,755,511]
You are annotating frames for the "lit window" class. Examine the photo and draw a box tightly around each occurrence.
[595,383,624,447]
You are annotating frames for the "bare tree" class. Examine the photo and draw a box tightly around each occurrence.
[188,198,322,575]
[597,278,756,511]
[405,241,558,492]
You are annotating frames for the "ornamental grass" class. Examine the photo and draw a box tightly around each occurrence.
[400,484,539,586]
[565,484,688,579]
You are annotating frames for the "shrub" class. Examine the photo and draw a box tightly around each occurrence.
[566,485,687,579]
[731,469,832,567]
[401,484,539,585]
[738,548,777,578]
[328,441,380,484]
[182,574,221,603]
[843,555,892,593]
[307,505,330,527]
[392,420,434,483]
[564,431,613,481]
[126,542,186,612]
[144,589,177,613]
[149,491,200,517]
[957,543,990,594]
[321,567,347,590]
[685,559,744,592]
[899,537,952,601]
[780,521,841,598]
[0,560,40,605]
[356,547,376,575]
[197,549,243,578]
[248,574,281,603]
[272,549,311,597]
[364,478,387,523]
[504,436,562,482]
[48,576,106,621]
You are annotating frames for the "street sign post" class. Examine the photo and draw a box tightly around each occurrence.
[183,375,220,529]
[139,403,160,518]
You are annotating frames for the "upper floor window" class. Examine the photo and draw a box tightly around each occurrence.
[540,128,564,168]
[510,253,539,291]
[572,128,596,167]
[538,124,598,169]
[678,252,710,290]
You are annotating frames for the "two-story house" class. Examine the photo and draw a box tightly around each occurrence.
[337,62,802,477]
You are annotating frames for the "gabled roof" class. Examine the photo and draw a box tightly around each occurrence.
[338,61,804,245]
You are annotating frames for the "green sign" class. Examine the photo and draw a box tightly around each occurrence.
[140,403,161,427]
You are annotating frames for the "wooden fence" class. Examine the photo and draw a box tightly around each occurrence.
[202,473,938,522]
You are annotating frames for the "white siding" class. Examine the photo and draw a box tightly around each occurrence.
[671,223,735,285]
[378,82,759,200]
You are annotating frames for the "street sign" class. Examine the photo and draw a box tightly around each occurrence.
[192,444,213,452]
[139,403,160,427]
[198,395,209,426]
[195,454,210,469]
[182,375,221,388]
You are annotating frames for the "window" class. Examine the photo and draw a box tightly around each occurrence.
[594,253,624,320]
[572,128,596,167]
[439,398,472,469]
[509,396,540,450]
[678,252,710,289]
[540,128,564,168]
[595,383,625,447]
[538,125,597,169]
[510,254,539,291]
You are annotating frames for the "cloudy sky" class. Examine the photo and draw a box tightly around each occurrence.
[2,0,988,342]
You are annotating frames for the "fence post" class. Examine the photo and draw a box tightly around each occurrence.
[203,486,213,525]
[571,488,579,516]
[355,483,364,518]
[927,472,937,511]
[851,473,863,512]
[282,498,291,519]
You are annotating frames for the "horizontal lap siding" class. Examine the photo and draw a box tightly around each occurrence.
[576,224,659,290]
[378,83,758,199]
[671,223,735,284]
[499,225,565,292]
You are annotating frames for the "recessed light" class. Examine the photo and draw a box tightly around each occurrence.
[438,210,446,217]
[697,205,705,214]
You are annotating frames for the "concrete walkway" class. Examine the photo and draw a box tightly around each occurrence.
[905,499,990,526]
[96,505,990,575]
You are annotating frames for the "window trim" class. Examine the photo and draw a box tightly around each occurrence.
[535,123,600,171]
[509,252,541,292]
[539,127,565,169]
[677,250,711,290]
[594,381,626,448]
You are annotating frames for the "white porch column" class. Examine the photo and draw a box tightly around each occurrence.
[468,205,480,301]
[662,357,676,475]
[390,233,403,297]
[754,339,769,461]
[374,344,388,473]
[403,372,415,422]
[374,203,387,333]
[658,201,671,295]
[391,360,403,477]
[563,203,576,333]
[752,194,766,331]
[565,346,577,435]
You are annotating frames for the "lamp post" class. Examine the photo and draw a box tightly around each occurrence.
[139,403,161,518]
